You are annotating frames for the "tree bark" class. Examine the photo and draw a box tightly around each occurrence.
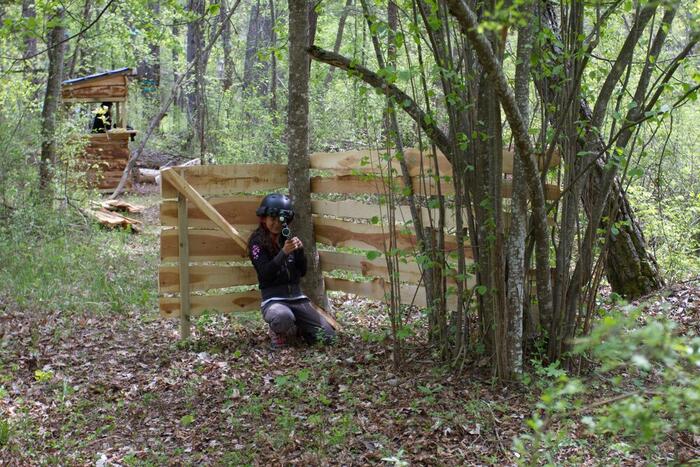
[535,0,663,301]
[243,0,273,96]
[220,0,235,91]
[21,0,37,60]
[66,0,92,78]
[505,0,534,379]
[39,8,66,199]
[323,0,353,89]
[186,0,206,158]
[444,0,554,347]
[139,0,161,99]
[288,0,327,309]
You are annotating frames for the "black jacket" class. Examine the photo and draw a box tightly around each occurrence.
[248,233,307,301]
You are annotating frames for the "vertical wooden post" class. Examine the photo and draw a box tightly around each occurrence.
[178,190,191,339]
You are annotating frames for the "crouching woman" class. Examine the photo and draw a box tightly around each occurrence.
[247,194,336,349]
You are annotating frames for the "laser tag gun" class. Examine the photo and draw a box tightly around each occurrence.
[279,209,294,240]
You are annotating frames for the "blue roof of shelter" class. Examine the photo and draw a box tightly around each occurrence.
[62,67,132,86]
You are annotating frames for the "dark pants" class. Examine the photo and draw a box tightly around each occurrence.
[262,299,336,345]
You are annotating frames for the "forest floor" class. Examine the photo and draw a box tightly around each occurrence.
[0,187,698,466]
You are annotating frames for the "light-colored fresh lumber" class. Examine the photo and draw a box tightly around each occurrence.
[309,147,559,175]
[178,193,191,339]
[313,217,474,258]
[160,195,262,228]
[87,208,142,231]
[159,290,262,318]
[160,229,249,262]
[159,264,258,293]
[324,277,462,309]
[161,168,248,251]
[319,250,425,284]
[311,174,560,200]
[100,199,145,213]
[161,164,287,198]
[324,277,437,308]
[137,168,160,184]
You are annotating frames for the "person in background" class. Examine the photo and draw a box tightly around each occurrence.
[91,102,112,133]
[247,194,336,349]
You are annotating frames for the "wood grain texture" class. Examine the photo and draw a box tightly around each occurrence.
[309,147,559,175]
[161,169,248,250]
[319,250,425,283]
[161,229,249,262]
[161,164,287,198]
[160,290,262,317]
[311,174,560,200]
[324,277,462,309]
[159,264,259,292]
[314,217,474,257]
[160,195,263,228]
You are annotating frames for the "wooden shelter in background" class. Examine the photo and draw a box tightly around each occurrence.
[61,67,137,192]
[157,148,561,338]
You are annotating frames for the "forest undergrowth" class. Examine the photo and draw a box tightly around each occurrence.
[0,190,698,465]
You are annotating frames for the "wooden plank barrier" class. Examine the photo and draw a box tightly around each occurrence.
[159,149,560,335]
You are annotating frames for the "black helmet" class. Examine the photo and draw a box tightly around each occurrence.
[256,193,294,222]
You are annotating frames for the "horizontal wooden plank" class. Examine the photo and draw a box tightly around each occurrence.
[160,229,249,262]
[160,221,473,261]
[310,148,559,176]
[324,277,422,306]
[62,97,127,103]
[311,175,560,200]
[319,250,424,284]
[324,277,461,309]
[159,265,258,293]
[160,195,263,228]
[320,250,473,287]
[63,74,127,90]
[160,291,261,318]
[161,164,288,199]
[314,216,418,251]
[62,85,127,100]
[314,217,474,258]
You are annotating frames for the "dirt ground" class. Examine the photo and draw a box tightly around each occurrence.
[0,186,698,465]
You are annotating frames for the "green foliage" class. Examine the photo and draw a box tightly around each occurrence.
[516,312,700,463]
[0,200,157,316]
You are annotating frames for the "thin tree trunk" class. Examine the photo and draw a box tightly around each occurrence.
[445,0,555,341]
[323,0,352,89]
[220,0,235,91]
[269,0,278,118]
[186,0,205,156]
[505,0,534,379]
[110,0,242,199]
[243,0,273,96]
[288,0,327,309]
[39,8,66,199]
[67,0,91,78]
[140,0,160,99]
[21,0,37,61]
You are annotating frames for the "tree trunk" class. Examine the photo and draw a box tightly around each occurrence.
[323,0,352,89]
[269,0,278,118]
[140,0,161,99]
[505,0,534,379]
[39,8,66,199]
[21,0,37,60]
[535,0,663,302]
[66,0,91,78]
[288,0,327,309]
[186,0,205,157]
[243,0,273,96]
[220,0,235,91]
